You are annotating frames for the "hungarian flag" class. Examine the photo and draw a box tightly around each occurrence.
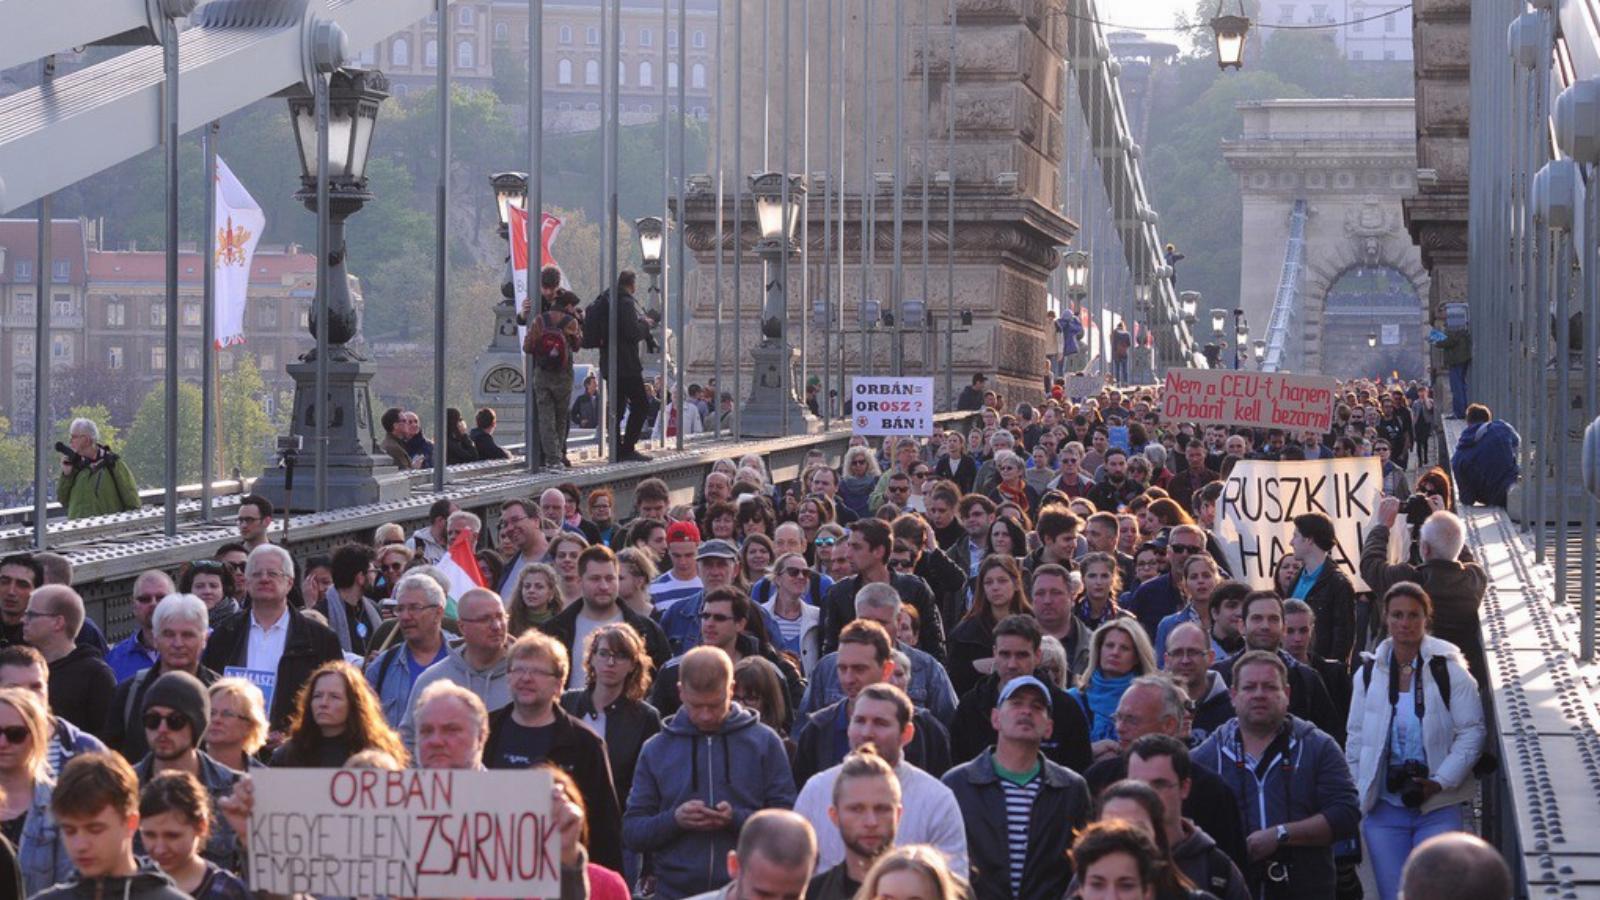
[435,529,486,600]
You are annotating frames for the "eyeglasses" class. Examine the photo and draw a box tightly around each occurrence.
[699,612,736,623]
[134,593,165,604]
[0,725,30,744]
[593,649,627,663]
[888,559,916,571]
[209,709,250,723]
[1168,544,1203,555]
[396,603,438,616]
[814,537,838,547]
[249,571,288,581]
[220,561,245,572]
[21,609,60,620]
[142,711,191,732]
[509,666,560,680]
[236,515,261,525]
[779,567,809,579]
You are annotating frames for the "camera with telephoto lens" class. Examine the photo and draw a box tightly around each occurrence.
[54,442,86,470]
[1403,493,1434,527]
[1386,760,1431,808]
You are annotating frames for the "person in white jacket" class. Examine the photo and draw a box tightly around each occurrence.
[1344,581,1486,900]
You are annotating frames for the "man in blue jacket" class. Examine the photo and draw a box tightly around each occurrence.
[1452,403,1521,507]
[1192,651,1360,900]
[623,646,797,900]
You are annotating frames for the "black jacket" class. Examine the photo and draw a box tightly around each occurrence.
[956,385,985,411]
[560,689,662,810]
[538,600,672,674]
[651,632,805,724]
[484,703,624,873]
[1084,755,1249,871]
[944,616,996,699]
[469,427,511,460]
[590,288,652,380]
[201,604,343,729]
[806,861,861,900]
[1087,476,1143,513]
[820,573,946,662]
[104,665,222,762]
[1301,561,1357,666]
[443,431,479,464]
[943,748,1091,900]
[915,548,967,647]
[791,698,951,786]
[949,674,1093,774]
[48,645,116,740]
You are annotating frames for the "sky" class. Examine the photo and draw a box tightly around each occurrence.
[1111,0,1195,35]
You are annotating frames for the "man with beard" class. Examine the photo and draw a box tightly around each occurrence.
[1212,591,1341,743]
[1087,448,1143,513]
[807,747,902,900]
[132,671,242,868]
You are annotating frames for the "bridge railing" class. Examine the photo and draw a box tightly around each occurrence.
[1260,199,1307,373]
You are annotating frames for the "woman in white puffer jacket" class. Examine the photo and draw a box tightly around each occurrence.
[1345,581,1486,900]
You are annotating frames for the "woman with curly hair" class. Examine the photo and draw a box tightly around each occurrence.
[269,661,407,768]
[701,500,740,542]
[559,623,661,814]
[946,555,1034,696]
[838,446,881,518]
[508,562,563,634]
[740,533,776,583]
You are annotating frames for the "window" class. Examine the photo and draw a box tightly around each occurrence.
[558,58,573,84]
[15,260,31,281]
[584,102,599,111]
[425,39,438,68]
[13,293,30,317]
[640,27,653,47]
[1352,50,1365,59]
[639,102,653,114]
[257,304,276,327]
[183,347,200,370]
[691,62,706,89]
[668,61,678,88]
[457,40,475,69]
[668,28,678,48]
[692,105,706,118]
[259,352,275,371]
[52,260,69,283]
[1384,13,1396,32]
[458,5,473,26]
[150,301,166,326]
[182,302,200,326]
[1279,4,1293,22]
[51,334,71,363]
[639,60,653,87]
[586,26,600,46]
[618,60,626,85]
[52,293,72,317]
[106,301,125,327]
[299,309,311,329]
[559,24,573,44]
[151,346,166,371]
[428,11,438,24]
[392,37,409,66]
[494,22,509,42]
[1311,4,1328,21]
[693,30,706,49]
[1353,6,1364,31]
[107,346,124,370]
[585,59,600,85]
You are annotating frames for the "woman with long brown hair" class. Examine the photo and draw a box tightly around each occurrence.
[559,623,661,813]
[945,554,1033,696]
[508,562,563,634]
[269,662,407,768]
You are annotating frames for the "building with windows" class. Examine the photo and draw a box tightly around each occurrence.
[1261,0,1412,61]
[0,219,89,432]
[363,1,716,125]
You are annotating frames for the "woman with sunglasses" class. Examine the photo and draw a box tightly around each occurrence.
[808,522,845,571]
[0,687,68,895]
[759,553,823,678]
[137,771,250,899]
[795,494,836,552]
[987,450,1041,520]
[371,543,413,602]
[179,561,238,625]
[269,662,407,768]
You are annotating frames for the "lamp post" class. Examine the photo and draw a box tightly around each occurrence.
[1367,331,1378,348]
[634,214,667,443]
[471,171,532,450]
[1233,310,1248,370]
[742,172,820,435]
[257,67,409,511]
[1210,0,1250,71]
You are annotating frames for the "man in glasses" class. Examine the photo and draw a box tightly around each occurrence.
[25,585,116,740]
[212,543,250,601]
[101,570,173,682]
[104,593,217,763]
[235,494,274,551]
[398,586,513,755]
[366,573,450,727]
[132,670,242,867]
[653,586,801,719]
[1373,440,1410,498]
[1126,525,1209,639]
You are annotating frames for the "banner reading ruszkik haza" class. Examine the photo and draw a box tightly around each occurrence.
[248,768,559,899]
[1160,369,1338,433]
[1214,458,1382,592]
[852,377,935,436]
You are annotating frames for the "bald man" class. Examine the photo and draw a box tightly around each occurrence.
[1399,833,1510,900]
[25,585,116,737]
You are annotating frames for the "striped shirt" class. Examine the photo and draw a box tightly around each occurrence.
[648,572,703,612]
[997,761,1043,897]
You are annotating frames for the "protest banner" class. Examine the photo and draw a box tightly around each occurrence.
[223,666,276,713]
[851,376,934,436]
[1213,458,1382,592]
[1160,368,1338,434]
[1063,372,1103,399]
[1107,425,1130,452]
[248,768,560,899]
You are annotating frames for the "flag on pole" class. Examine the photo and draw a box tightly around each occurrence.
[435,529,487,600]
[540,211,563,271]
[212,157,264,349]
[508,203,532,336]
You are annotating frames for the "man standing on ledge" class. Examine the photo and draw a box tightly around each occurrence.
[585,269,659,462]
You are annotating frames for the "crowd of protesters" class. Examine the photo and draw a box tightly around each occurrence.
[0,367,1521,900]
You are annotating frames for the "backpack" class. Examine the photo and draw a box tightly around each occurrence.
[1358,651,1500,775]
[581,293,609,350]
[525,308,578,372]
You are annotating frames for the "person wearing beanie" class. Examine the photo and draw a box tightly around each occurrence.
[132,671,244,869]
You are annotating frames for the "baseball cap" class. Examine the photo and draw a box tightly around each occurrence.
[997,675,1053,712]
[696,539,738,560]
[666,522,702,545]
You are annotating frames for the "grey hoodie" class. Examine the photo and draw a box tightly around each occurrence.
[29,857,188,900]
[1171,819,1250,900]
[397,642,512,755]
[623,703,797,900]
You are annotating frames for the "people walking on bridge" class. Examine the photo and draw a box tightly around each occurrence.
[56,418,140,520]
[1112,322,1132,385]
[526,265,584,470]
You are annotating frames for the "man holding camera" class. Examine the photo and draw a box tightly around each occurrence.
[57,418,139,519]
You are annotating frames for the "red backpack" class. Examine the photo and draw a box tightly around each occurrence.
[524,308,579,372]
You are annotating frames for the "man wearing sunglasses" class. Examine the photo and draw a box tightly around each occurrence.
[25,585,116,741]
[651,586,802,721]
[1126,525,1209,640]
[104,570,174,683]
[132,670,242,868]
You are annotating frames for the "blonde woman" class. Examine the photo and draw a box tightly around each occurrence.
[858,845,966,900]
[203,678,268,772]
[0,687,68,894]
[615,548,659,620]
[1069,620,1159,761]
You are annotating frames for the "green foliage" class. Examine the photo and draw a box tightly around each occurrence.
[121,382,205,490]
[0,420,36,503]
[492,44,530,107]
[52,406,119,450]
[220,356,279,477]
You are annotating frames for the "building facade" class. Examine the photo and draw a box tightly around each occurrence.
[1261,0,1413,61]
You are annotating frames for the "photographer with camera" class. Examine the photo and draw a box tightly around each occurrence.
[56,418,139,520]
[1345,582,1485,900]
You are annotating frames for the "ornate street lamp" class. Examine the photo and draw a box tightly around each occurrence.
[1253,339,1266,361]
[1134,279,1152,313]
[1180,291,1200,320]
[635,215,666,278]
[742,172,818,436]
[1367,332,1379,348]
[1210,0,1251,71]
[491,171,529,232]
[1063,249,1091,301]
[258,67,409,510]
[1210,309,1227,335]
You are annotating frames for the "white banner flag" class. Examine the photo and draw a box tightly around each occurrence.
[1214,458,1384,592]
[850,377,935,436]
[213,157,265,348]
[508,203,531,345]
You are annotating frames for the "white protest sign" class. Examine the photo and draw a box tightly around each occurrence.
[1214,458,1382,592]
[851,377,934,436]
[248,768,559,899]
[1064,373,1104,399]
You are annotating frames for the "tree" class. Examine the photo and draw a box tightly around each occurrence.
[121,382,205,490]
[0,420,37,507]
[220,356,279,478]
[51,406,120,452]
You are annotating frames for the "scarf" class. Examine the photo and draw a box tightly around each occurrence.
[1084,669,1135,742]
[997,478,1030,509]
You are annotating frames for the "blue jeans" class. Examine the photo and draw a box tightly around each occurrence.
[1114,357,1130,384]
[1448,363,1470,417]
[1363,800,1464,900]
